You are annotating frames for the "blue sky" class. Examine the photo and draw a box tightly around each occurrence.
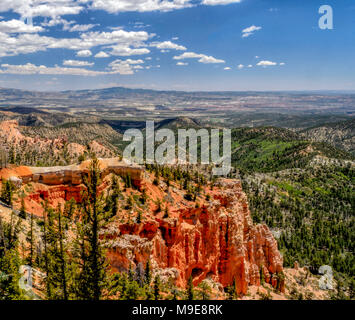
[0,0,354,91]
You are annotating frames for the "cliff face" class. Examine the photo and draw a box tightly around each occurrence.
[107,180,284,294]
[2,161,284,295]
[0,120,117,166]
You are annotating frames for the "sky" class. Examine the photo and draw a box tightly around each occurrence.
[0,0,354,92]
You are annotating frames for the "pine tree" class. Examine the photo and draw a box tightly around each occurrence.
[135,262,145,287]
[153,275,161,300]
[145,260,152,285]
[56,206,69,300]
[8,147,15,165]
[187,275,194,300]
[198,281,211,300]
[19,193,26,219]
[1,180,13,206]
[0,215,24,300]
[42,206,54,299]
[26,213,35,267]
[74,158,111,300]
[104,175,120,217]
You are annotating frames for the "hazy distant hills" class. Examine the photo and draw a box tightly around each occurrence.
[0,86,354,157]
[301,119,355,154]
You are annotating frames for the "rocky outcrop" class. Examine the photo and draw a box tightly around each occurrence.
[0,158,144,188]
[1,159,284,295]
[106,179,284,295]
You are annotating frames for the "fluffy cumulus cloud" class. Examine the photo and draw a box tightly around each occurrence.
[111,46,150,56]
[173,52,225,64]
[202,0,241,5]
[108,59,145,75]
[256,60,278,67]
[0,32,54,57]
[0,19,44,33]
[94,51,110,58]
[63,59,94,67]
[50,29,151,51]
[242,25,262,38]
[0,58,145,76]
[0,0,84,18]
[88,0,193,13]
[0,0,245,77]
[0,0,244,16]
[151,41,186,51]
[0,63,106,76]
[76,49,92,57]
[67,24,97,32]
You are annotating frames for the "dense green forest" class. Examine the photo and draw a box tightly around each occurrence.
[231,128,354,299]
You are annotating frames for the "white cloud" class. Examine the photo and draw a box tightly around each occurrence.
[173,51,225,64]
[110,46,150,56]
[0,19,44,33]
[0,59,145,76]
[89,0,193,13]
[199,55,225,64]
[279,62,285,66]
[202,0,241,5]
[0,32,53,57]
[242,25,262,38]
[0,1,84,18]
[256,60,278,66]
[94,51,110,58]
[0,63,106,76]
[0,27,153,58]
[177,62,188,66]
[0,0,244,18]
[76,49,92,57]
[42,17,74,29]
[63,59,94,67]
[247,64,253,68]
[237,64,244,69]
[224,67,231,70]
[109,58,145,75]
[151,41,186,51]
[66,24,97,32]
[50,29,151,51]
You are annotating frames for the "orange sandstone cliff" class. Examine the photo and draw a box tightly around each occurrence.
[106,179,284,295]
[0,161,284,295]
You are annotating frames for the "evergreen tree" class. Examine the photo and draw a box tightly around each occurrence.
[0,215,24,300]
[187,275,194,300]
[74,158,111,300]
[153,275,161,300]
[26,213,35,267]
[19,193,26,219]
[145,260,152,285]
[198,281,211,300]
[1,180,14,206]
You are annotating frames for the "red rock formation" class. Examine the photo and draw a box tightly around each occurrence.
[107,180,284,295]
[2,160,284,295]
